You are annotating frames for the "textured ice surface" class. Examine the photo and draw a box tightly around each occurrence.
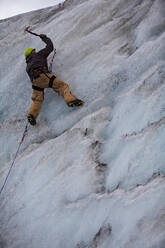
[0,0,165,247]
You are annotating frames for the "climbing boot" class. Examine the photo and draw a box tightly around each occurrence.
[67,99,84,107]
[27,114,36,126]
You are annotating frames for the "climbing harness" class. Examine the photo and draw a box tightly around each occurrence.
[0,122,28,196]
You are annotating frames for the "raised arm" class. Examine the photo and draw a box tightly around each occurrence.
[38,34,54,57]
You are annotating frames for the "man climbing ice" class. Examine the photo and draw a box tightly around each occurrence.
[24,34,83,126]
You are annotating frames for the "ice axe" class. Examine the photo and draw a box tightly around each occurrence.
[24,26,40,37]
[49,48,57,73]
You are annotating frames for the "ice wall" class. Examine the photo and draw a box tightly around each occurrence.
[0,0,165,247]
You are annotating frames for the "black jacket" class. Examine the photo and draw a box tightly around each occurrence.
[26,36,54,82]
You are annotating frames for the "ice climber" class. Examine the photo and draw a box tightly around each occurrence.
[24,34,83,126]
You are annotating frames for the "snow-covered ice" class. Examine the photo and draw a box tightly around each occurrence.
[0,0,165,247]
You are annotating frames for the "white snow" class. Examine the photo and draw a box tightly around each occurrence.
[0,0,165,247]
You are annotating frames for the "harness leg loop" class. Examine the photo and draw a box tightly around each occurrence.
[49,75,56,88]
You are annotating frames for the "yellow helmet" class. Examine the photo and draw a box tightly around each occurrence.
[24,48,35,57]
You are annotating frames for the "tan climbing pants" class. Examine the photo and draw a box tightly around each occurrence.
[28,73,77,119]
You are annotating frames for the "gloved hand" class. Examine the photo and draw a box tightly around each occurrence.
[39,34,47,39]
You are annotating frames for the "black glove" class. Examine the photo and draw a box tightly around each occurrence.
[39,34,47,39]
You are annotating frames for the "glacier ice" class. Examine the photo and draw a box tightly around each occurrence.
[0,0,165,247]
